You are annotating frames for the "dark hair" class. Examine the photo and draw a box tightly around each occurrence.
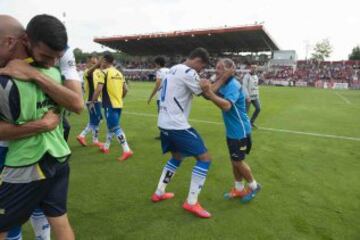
[26,14,67,51]
[188,47,210,64]
[87,55,98,60]
[103,52,114,64]
[154,56,165,67]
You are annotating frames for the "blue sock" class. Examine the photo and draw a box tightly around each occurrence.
[187,160,211,205]
[6,226,22,240]
[156,158,182,195]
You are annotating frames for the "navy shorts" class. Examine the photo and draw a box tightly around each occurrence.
[226,135,252,161]
[104,107,122,130]
[159,128,208,157]
[87,102,103,126]
[0,154,70,233]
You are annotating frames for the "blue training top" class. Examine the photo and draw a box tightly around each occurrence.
[218,77,251,140]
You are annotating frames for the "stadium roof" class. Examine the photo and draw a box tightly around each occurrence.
[94,25,280,56]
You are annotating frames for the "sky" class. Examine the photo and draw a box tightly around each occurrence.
[1,0,359,60]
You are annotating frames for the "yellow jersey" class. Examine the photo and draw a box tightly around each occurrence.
[87,68,105,102]
[97,66,126,108]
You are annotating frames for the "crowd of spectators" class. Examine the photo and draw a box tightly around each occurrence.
[263,60,360,85]
[76,56,360,88]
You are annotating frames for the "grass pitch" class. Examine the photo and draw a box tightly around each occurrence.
[23,83,360,240]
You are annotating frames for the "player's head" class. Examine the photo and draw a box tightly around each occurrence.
[216,58,235,78]
[25,14,68,68]
[0,15,25,67]
[86,55,98,68]
[102,52,114,68]
[154,56,165,68]
[250,64,257,74]
[186,47,209,73]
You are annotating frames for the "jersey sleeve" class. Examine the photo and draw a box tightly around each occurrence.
[59,48,82,82]
[222,82,240,104]
[0,75,20,122]
[93,70,106,85]
[156,70,161,80]
[183,69,202,95]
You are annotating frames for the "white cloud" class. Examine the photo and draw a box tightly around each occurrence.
[1,0,359,60]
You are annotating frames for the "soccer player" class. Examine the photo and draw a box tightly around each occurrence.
[200,58,261,202]
[91,52,133,161]
[242,64,261,128]
[147,56,169,139]
[150,48,233,218]
[0,15,76,240]
[77,55,104,147]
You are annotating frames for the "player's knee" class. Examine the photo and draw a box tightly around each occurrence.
[171,152,182,161]
[197,152,211,162]
[0,232,6,240]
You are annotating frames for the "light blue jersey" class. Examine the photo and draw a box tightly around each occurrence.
[219,77,251,139]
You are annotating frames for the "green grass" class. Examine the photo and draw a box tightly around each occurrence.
[23,83,360,240]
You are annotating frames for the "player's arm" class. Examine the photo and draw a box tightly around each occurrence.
[210,67,236,93]
[91,83,104,102]
[200,79,231,111]
[123,82,128,98]
[0,59,83,114]
[147,77,161,104]
[0,111,60,141]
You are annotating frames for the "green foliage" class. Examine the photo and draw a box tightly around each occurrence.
[73,48,129,63]
[311,39,332,61]
[349,45,360,60]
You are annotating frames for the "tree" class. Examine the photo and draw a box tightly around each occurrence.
[349,45,360,60]
[311,39,332,61]
[72,48,129,63]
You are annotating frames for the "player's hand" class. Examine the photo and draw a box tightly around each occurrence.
[147,97,152,105]
[41,110,60,131]
[200,79,212,96]
[0,59,39,81]
[246,97,251,103]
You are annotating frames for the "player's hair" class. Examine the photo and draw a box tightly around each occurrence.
[188,47,210,64]
[87,55,98,60]
[154,56,166,67]
[26,14,67,51]
[220,58,236,70]
[103,52,114,64]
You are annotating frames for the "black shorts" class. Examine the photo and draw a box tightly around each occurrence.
[0,154,70,233]
[226,135,252,161]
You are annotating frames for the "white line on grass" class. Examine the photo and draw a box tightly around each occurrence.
[124,111,360,142]
[334,92,352,105]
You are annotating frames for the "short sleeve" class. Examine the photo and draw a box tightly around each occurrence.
[222,82,240,104]
[59,48,82,82]
[0,75,20,122]
[183,69,202,95]
[93,70,105,85]
[156,70,161,79]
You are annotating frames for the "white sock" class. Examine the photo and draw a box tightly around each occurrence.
[187,160,210,205]
[248,180,258,190]
[104,132,113,149]
[30,209,50,240]
[80,124,92,137]
[92,125,100,143]
[235,181,244,191]
[155,158,181,195]
[114,128,131,152]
